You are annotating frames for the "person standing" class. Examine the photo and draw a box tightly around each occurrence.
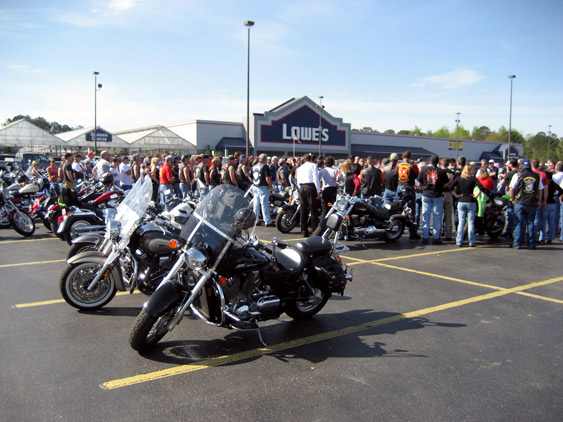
[509,158,543,249]
[159,155,176,210]
[296,154,321,237]
[500,158,519,237]
[71,154,86,182]
[222,155,239,187]
[252,153,274,227]
[209,156,222,190]
[360,155,383,199]
[178,155,192,198]
[440,157,455,241]
[319,156,339,220]
[531,159,549,243]
[417,155,450,245]
[94,150,111,179]
[149,157,160,202]
[450,164,484,247]
[269,156,280,192]
[397,151,420,240]
[62,152,75,191]
[382,153,399,204]
[196,154,211,198]
[277,159,291,192]
[119,156,133,190]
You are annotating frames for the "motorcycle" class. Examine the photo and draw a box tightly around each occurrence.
[480,193,510,240]
[275,186,301,233]
[0,170,36,236]
[313,189,414,243]
[128,184,352,353]
[59,177,189,310]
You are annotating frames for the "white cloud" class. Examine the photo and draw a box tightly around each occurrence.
[411,68,485,90]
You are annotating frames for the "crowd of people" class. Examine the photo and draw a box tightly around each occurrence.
[40,149,563,246]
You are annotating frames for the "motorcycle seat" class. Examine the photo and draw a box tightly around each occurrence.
[373,207,390,220]
[385,201,404,213]
[294,236,332,258]
[271,191,287,201]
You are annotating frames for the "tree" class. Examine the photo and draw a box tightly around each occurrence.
[398,130,411,135]
[410,126,424,136]
[471,126,491,140]
[525,132,561,161]
[433,126,451,138]
[384,129,395,134]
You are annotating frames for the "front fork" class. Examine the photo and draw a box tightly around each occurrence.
[86,246,120,291]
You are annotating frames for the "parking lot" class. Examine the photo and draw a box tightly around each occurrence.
[1,225,562,422]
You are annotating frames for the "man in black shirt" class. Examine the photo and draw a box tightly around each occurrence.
[383,153,399,204]
[417,155,450,245]
[360,156,383,198]
[397,151,420,239]
[252,153,274,226]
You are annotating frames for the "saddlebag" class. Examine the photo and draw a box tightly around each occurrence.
[312,255,349,295]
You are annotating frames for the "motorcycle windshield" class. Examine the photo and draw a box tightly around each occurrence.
[179,185,251,265]
[113,177,154,248]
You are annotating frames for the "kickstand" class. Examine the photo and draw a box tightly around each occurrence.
[255,326,267,347]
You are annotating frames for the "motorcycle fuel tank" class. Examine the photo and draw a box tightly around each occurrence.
[138,223,179,255]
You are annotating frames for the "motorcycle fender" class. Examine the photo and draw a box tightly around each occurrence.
[71,233,103,246]
[67,251,107,265]
[143,282,181,317]
[389,213,406,221]
[66,251,125,291]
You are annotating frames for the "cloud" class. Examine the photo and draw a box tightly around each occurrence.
[411,68,485,90]
[107,0,137,12]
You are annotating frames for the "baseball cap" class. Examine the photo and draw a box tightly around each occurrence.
[227,155,235,160]
[489,159,495,163]
[520,158,531,169]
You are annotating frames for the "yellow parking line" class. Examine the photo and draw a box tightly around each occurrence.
[0,237,58,244]
[13,291,140,308]
[0,259,65,269]
[100,276,563,390]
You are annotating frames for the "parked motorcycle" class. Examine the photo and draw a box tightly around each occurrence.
[275,186,301,233]
[481,193,510,240]
[59,178,188,310]
[313,190,414,243]
[128,184,352,353]
[0,170,36,236]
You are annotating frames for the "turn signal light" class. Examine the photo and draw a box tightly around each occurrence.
[346,215,350,220]
[218,276,228,286]
[169,239,178,249]
[327,203,332,207]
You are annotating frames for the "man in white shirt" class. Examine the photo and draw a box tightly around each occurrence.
[71,154,86,181]
[119,156,133,190]
[296,154,321,237]
[94,150,111,179]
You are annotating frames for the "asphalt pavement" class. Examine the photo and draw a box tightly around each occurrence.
[0,224,562,422]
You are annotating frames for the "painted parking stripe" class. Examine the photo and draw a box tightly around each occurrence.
[0,259,65,269]
[13,291,140,308]
[100,276,563,390]
[0,237,59,244]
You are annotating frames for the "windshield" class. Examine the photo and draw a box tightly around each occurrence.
[180,185,251,264]
[112,177,154,247]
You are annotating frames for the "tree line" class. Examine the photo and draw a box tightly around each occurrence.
[354,125,562,162]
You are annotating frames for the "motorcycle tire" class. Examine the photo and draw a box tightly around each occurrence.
[384,219,404,243]
[312,218,329,237]
[41,215,52,231]
[64,216,99,245]
[486,214,505,240]
[9,210,35,237]
[275,211,298,233]
[50,214,66,240]
[66,242,99,260]
[285,285,330,320]
[59,261,118,310]
[129,307,177,352]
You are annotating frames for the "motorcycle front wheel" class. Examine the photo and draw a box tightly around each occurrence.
[66,242,99,259]
[129,307,177,352]
[64,216,99,245]
[486,213,505,240]
[285,285,330,320]
[384,219,404,242]
[276,211,298,233]
[59,262,117,310]
[9,210,35,237]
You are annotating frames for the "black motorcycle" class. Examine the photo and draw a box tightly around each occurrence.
[129,184,352,352]
[313,190,413,243]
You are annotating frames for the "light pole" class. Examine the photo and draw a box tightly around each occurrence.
[317,96,324,157]
[244,20,254,157]
[455,112,460,160]
[507,75,516,160]
[547,124,552,162]
[93,71,102,155]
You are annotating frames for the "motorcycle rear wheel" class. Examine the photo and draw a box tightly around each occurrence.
[59,262,117,310]
[275,211,298,233]
[9,210,35,237]
[129,307,177,352]
[384,219,404,243]
[285,285,330,320]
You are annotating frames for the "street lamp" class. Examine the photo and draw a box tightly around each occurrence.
[455,112,460,160]
[244,20,254,157]
[317,96,324,157]
[507,75,516,160]
[93,71,102,155]
[547,124,552,162]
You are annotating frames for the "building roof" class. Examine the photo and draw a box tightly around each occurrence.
[0,119,66,147]
[351,144,434,158]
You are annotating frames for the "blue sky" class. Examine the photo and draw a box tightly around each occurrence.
[1,0,562,137]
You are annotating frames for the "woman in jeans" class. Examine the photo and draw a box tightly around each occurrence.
[450,164,484,247]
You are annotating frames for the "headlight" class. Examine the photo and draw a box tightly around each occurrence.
[185,248,208,271]
[107,219,120,240]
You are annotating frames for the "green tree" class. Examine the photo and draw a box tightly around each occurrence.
[384,129,395,134]
[525,132,561,161]
[471,126,491,140]
[433,126,451,138]
[398,130,411,135]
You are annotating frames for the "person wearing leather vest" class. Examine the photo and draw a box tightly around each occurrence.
[509,158,544,249]
[397,151,420,239]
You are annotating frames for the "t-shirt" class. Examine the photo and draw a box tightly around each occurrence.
[416,165,450,198]
[119,162,132,186]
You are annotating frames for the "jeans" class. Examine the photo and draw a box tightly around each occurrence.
[505,205,515,235]
[442,192,454,238]
[544,203,557,242]
[252,185,272,225]
[456,201,477,246]
[513,203,537,248]
[383,188,397,205]
[534,207,546,241]
[158,184,174,211]
[415,192,422,230]
[421,196,444,240]
[179,182,191,199]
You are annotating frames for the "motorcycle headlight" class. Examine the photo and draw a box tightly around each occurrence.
[107,219,120,240]
[185,248,208,271]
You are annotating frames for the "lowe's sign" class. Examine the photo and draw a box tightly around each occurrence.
[257,98,349,151]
